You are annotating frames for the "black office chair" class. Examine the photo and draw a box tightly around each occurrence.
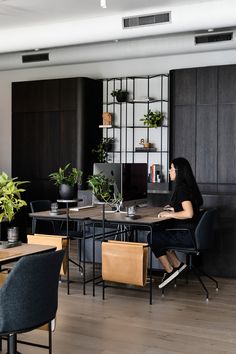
[162,209,219,300]
[0,249,64,354]
[30,200,58,234]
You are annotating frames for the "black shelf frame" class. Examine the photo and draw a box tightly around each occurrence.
[102,74,169,182]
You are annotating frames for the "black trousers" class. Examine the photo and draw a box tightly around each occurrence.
[148,226,195,258]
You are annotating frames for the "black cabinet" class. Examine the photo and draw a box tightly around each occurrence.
[12,77,102,202]
[170,65,236,194]
[170,65,236,277]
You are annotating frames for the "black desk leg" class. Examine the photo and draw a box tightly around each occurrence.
[92,223,97,297]
[67,243,70,295]
[83,222,86,296]
[149,227,153,305]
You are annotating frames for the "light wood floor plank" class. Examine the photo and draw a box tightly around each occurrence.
[2,258,236,353]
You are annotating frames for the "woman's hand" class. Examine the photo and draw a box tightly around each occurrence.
[158,211,174,219]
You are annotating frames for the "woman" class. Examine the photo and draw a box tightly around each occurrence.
[150,157,203,289]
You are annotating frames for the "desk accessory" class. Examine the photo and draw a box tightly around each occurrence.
[0,241,22,249]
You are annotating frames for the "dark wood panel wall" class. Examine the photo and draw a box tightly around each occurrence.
[170,65,236,194]
[12,77,102,203]
[170,64,236,277]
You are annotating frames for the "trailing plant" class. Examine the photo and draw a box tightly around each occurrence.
[92,137,114,163]
[49,163,83,186]
[140,109,165,128]
[0,172,27,222]
[87,173,122,205]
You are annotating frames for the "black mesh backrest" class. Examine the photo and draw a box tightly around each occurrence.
[30,200,52,213]
[194,209,216,251]
[0,249,64,334]
[30,200,55,233]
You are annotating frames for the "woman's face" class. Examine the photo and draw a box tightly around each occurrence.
[169,163,177,181]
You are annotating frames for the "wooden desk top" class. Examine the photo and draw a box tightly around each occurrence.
[0,243,56,264]
[29,205,163,225]
[88,206,163,225]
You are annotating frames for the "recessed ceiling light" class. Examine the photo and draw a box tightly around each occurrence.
[100,0,107,9]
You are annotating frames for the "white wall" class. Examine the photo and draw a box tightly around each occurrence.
[1,48,236,175]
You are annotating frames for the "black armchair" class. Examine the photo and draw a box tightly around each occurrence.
[163,209,219,300]
[0,249,64,354]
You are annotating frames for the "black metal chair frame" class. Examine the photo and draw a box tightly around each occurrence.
[161,209,219,300]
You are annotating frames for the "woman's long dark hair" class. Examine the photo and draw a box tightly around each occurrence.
[171,157,203,208]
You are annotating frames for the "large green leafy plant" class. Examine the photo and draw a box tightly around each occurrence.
[0,172,27,222]
[49,163,83,186]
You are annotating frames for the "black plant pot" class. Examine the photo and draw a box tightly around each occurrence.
[116,91,128,102]
[59,184,77,200]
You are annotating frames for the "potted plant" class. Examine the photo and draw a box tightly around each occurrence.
[87,173,114,203]
[111,89,128,102]
[0,172,27,241]
[49,163,83,200]
[140,109,165,128]
[92,137,114,163]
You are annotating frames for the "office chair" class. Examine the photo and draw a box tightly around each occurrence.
[162,209,219,300]
[0,249,64,354]
[30,200,56,234]
[27,234,70,294]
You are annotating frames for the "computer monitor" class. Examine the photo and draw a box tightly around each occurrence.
[93,163,148,208]
[121,163,148,207]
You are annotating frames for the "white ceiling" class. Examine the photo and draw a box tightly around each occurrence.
[0,0,218,29]
[0,0,235,53]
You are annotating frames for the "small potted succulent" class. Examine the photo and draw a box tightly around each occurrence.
[111,89,128,102]
[49,163,83,200]
[140,109,165,128]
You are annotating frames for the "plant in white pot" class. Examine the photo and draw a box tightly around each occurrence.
[49,163,83,200]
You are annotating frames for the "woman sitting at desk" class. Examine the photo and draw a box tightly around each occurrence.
[149,157,203,289]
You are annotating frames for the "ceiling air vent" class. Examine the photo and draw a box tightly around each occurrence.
[123,12,170,29]
[195,32,233,45]
[22,53,49,63]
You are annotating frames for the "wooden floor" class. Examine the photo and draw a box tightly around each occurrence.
[4,257,236,354]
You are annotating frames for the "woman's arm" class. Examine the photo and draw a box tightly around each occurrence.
[158,200,194,220]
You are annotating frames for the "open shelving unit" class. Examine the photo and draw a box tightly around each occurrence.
[101,74,169,190]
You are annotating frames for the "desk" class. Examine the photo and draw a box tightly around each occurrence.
[87,206,163,304]
[29,206,163,302]
[0,243,56,267]
[29,208,96,295]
